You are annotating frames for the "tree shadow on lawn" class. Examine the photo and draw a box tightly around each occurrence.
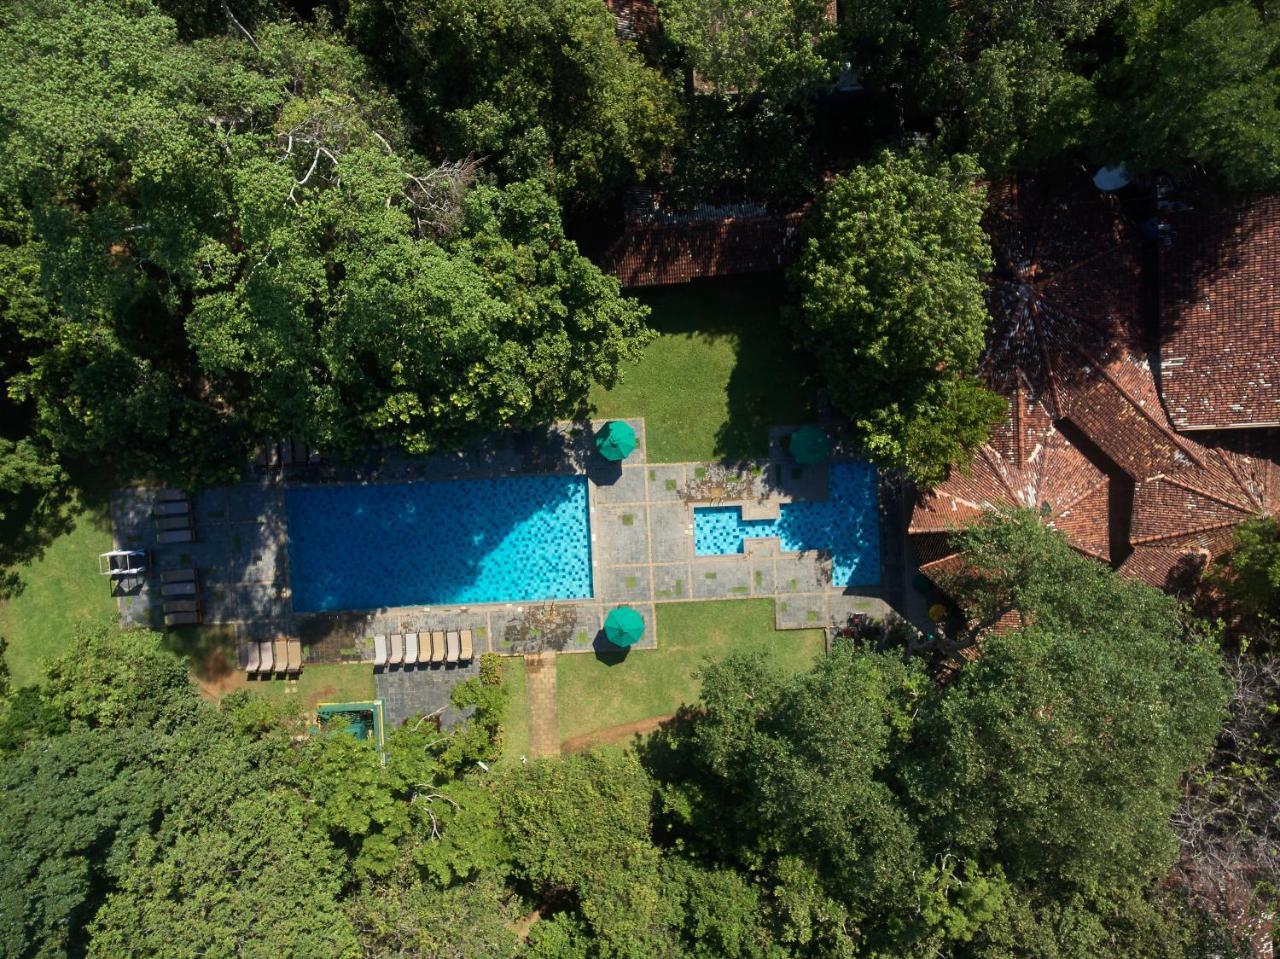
[636,273,818,463]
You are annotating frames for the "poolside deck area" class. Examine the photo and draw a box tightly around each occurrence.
[111,418,909,724]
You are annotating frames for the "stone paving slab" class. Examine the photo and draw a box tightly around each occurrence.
[525,652,560,759]
[376,658,480,729]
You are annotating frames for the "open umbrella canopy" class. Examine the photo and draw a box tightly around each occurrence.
[603,606,645,647]
[596,420,637,461]
[790,426,830,465]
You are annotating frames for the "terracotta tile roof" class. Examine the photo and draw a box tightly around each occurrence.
[1160,196,1280,430]
[910,173,1279,596]
[909,384,1111,563]
[604,0,659,45]
[600,211,804,287]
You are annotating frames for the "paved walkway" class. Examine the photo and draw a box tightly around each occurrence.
[524,652,560,759]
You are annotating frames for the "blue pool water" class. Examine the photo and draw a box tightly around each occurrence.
[694,462,880,586]
[286,476,592,612]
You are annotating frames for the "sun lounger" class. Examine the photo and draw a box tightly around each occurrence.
[445,631,460,664]
[156,528,194,545]
[155,515,193,531]
[429,630,446,665]
[160,568,197,584]
[404,633,419,664]
[389,633,403,665]
[273,639,288,673]
[164,599,200,613]
[286,639,302,673]
[258,640,274,673]
[458,628,474,662]
[155,489,189,503]
[164,610,200,627]
[160,580,197,597]
[416,632,432,665]
[153,500,190,517]
[373,634,387,667]
[245,641,261,673]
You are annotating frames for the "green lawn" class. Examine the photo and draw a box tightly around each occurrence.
[499,655,530,765]
[591,275,815,462]
[248,662,376,710]
[0,508,115,687]
[556,599,824,746]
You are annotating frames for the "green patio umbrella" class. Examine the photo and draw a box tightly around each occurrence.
[603,606,645,647]
[789,426,831,465]
[596,420,637,461]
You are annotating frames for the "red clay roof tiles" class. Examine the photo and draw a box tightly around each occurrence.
[911,174,1279,593]
[1160,197,1280,431]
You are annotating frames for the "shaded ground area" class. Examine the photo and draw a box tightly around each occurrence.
[591,275,815,462]
[0,508,114,686]
[556,599,823,743]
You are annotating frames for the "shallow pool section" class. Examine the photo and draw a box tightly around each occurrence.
[694,462,880,586]
[286,476,592,612]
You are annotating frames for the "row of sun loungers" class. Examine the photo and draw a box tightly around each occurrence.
[255,439,322,471]
[243,638,303,675]
[160,568,203,627]
[373,630,474,668]
[153,490,195,545]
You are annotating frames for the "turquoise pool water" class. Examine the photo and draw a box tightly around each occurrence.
[694,462,880,586]
[286,476,592,612]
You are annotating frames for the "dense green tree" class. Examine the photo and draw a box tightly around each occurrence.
[790,150,1003,485]
[1207,515,1280,625]
[0,0,652,490]
[501,751,680,956]
[88,790,360,958]
[843,0,1118,173]
[344,0,681,202]
[0,726,174,958]
[912,513,1229,897]
[1098,0,1280,195]
[659,0,840,99]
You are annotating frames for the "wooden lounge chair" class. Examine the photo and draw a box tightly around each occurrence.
[155,515,193,532]
[161,580,197,597]
[445,631,461,664]
[258,639,274,674]
[286,639,302,674]
[164,599,200,613]
[404,633,419,665]
[429,630,446,665]
[416,632,432,665]
[244,641,261,674]
[273,639,288,674]
[458,628,474,662]
[153,500,190,517]
[156,528,194,545]
[159,568,197,584]
[373,634,387,668]
[389,633,404,666]
[164,610,200,627]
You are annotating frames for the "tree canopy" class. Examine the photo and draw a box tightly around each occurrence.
[0,0,652,494]
[789,150,1004,485]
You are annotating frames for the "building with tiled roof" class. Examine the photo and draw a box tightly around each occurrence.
[600,203,804,287]
[1160,196,1280,431]
[909,174,1279,595]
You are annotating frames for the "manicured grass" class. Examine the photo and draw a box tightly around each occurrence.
[591,275,815,462]
[499,655,530,766]
[556,599,824,746]
[248,663,376,711]
[0,508,115,687]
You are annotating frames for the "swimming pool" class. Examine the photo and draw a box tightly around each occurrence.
[286,476,592,612]
[694,462,880,586]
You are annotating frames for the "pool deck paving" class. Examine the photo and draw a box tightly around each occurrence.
[111,417,915,727]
